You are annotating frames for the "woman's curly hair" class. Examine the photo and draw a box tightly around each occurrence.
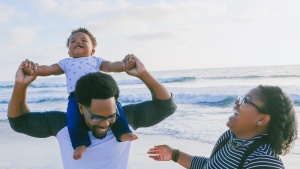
[258,85,298,155]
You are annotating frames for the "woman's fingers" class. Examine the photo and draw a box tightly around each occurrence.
[148,155,161,161]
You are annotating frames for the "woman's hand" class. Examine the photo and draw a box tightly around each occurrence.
[147,145,174,161]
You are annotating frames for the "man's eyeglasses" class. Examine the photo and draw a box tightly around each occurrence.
[236,96,267,114]
[84,106,119,123]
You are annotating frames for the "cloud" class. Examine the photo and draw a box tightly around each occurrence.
[32,0,227,24]
[127,28,193,43]
[102,1,227,26]
[10,27,37,45]
[0,3,15,23]
[130,1,227,22]
[1,26,41,49]
[0,2,30,24]
[33,0,109,19]
[58,0,229,43]
[2,0,299,82]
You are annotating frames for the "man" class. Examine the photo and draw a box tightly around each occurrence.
[8,55,177,169]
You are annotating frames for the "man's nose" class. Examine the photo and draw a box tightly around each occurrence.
[98,119,110,127]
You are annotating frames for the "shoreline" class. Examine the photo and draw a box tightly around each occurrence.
[131,134,299,169]
[0,127,298,168]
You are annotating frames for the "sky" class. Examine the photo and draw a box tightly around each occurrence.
[1,0,300,81]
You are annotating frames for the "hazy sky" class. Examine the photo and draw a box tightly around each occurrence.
[1,0,299,81]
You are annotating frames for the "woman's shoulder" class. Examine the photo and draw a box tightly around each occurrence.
[219,130,232,140]
[251,143,278,157]
[245,144,283,168]
[214,130,232,145]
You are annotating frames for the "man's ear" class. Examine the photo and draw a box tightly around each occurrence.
[78,103,84,115]
[257,114,270,126]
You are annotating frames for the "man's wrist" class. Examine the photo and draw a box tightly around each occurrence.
[136,69,149,79]
[14,80,25,87]
[15,79,29,91]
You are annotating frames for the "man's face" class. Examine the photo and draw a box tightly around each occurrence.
[79,97,117,139]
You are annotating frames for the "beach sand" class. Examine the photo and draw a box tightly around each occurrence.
[0,127,298,168]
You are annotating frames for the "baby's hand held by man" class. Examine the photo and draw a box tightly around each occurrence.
[124,60,136,70]
[23,66,34,76]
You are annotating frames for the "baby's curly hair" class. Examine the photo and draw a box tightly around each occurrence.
[66,27,97,48]
[258,85,298,155]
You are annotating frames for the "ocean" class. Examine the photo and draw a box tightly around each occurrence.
[0,65,299,154]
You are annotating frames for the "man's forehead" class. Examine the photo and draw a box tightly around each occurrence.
[89,98,116,115]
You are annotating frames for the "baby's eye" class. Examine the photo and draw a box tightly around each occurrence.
[70,40,75,43]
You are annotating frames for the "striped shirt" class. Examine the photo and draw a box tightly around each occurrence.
[190,130,284,169]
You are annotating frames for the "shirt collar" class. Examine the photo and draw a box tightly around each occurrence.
[229,131,268,149]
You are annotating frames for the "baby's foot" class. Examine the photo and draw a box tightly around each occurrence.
[73,145,87,160]
[120,133,138,142]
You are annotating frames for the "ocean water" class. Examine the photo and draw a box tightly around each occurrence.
[0,65,299,154]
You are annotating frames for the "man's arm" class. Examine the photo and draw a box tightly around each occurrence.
[9,111,67,137]
[122,55,177,129]
[124,55,172,100]
[8,60,66,137]
[123,97,176,130]
[8,61,37,118]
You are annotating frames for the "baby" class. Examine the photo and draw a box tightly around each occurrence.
[23,27,138,160]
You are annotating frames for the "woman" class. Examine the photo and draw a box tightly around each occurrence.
[148,85,298,168]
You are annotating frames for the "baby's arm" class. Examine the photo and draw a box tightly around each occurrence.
[23,62,64,76]
[37,64,64,76]
[100,61,125,73]
[100,55,136,73]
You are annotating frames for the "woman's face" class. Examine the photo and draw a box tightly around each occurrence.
[227,87,268,139]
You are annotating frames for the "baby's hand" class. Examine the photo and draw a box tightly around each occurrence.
[23,65,34,75]
[124,59,136,70]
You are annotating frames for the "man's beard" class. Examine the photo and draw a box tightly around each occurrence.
[91,126,110,139]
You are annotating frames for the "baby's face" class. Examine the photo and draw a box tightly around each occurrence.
[68,32,95,58]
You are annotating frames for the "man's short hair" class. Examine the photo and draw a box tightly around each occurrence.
[75,72,119,107]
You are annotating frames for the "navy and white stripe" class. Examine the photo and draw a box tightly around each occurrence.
[190,130,284,169]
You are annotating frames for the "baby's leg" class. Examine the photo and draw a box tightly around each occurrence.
[111,101,137,142]
[73,145,87,160]
[119,133,138,141]
[67,94,91,160]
